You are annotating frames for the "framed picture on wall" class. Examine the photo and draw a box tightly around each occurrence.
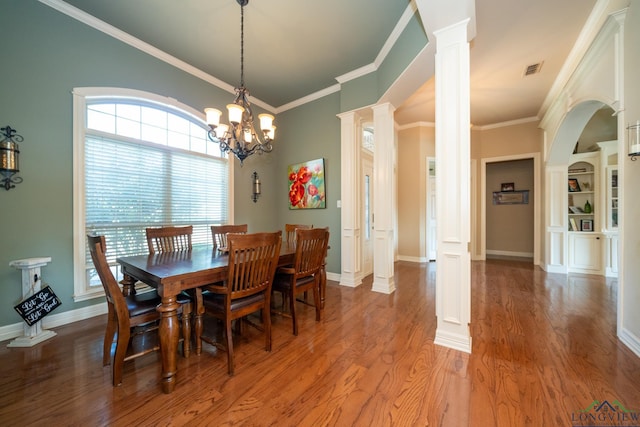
[501,182,515,192]
[492,190,529,205]
[568,178,581,192]
[287,158,326,209]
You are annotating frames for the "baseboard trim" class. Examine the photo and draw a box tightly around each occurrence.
[545,264,567,274]
[326,272,340,283]
[0,302,107,343]
[434,329,472,354]
[619,327,640,358]
[486,250,534,258]
[396,255,428,263]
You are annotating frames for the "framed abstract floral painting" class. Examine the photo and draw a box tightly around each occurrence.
[288,158,326,209]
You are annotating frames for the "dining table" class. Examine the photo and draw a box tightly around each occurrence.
[116,241,326,394]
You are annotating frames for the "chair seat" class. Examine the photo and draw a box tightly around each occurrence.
[272,274,315,292]
[270,227,329,336]
[195,231,282,375]
[203,291,266,312]
[177,292,192,304]
[126,291,162,317]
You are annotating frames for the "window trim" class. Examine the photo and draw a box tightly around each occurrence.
[72,87,234,302]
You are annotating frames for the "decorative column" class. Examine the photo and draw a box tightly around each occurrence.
[338,111,363,288]
[433,19,472,353]
[8,257,57,347]
[372,103,396,294]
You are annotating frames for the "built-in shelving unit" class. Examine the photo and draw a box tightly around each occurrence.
[607,166,618,230]
[568,159,596,232]
[567,152,602,275]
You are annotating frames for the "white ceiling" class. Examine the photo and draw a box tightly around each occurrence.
[54,0,597,127]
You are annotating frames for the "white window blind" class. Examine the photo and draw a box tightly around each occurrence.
[81,99,228,289]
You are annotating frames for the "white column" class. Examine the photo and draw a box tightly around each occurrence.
[433,19,472,353]
[338,111,363,287]
[545,165,569,273]
[372,103,396,294]
[8,257,57,347]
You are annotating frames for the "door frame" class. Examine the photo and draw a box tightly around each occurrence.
[426,156,436,261]
[480,152,541,265]
[362,152,374,276]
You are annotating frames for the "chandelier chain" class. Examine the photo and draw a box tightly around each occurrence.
[240,2,245,88]
[204,0,275,165]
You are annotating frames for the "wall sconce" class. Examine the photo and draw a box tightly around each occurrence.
[628,121,640,161]
[1,125,23,190]
[252,171,261,203]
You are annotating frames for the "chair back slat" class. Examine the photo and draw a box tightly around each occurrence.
[284,224,312,244]
[227,232,281,300]
[294,228,329,278]
[146,226,193,254]
[87,235,127,317]
[211,224,248,249]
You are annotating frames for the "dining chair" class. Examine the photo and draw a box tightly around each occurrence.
[145,225,194,356]
[146,225,193,254]
[195,231,282,375]
[272,227,329,336]
[284,223,312,244]
[87,234,189,386]
[211,224,248,250]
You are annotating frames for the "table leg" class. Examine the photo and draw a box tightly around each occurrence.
[320,263,327,309]
[157,295,180,394]
[120,273,136,296]
[194,288,204,356]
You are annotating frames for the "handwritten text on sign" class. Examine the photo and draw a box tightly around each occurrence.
[14,286,61,326]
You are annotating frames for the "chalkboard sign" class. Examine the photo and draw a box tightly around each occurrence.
[14,286,61,326]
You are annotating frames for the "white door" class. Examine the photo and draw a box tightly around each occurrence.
[427,158,437,261]
[362,157,374,275]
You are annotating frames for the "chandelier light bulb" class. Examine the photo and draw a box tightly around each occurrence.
[258,113,274,131]
[205,108,222,127]
[203,0,275,165]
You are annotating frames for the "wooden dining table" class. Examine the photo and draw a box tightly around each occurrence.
[117,242,318,394]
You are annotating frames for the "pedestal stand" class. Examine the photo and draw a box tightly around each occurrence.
[7,257,56,347]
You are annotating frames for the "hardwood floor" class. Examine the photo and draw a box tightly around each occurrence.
[1,259,639,426]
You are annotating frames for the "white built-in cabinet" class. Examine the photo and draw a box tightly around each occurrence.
[566,144,618,277]
[604,166,619,277]
[567,152,602,274]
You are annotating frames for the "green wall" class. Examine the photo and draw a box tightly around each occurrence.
[0,0,423,329]
[0,1,276,327]
[275,93,342,272]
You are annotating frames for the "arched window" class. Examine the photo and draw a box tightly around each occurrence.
[73,88,230,301]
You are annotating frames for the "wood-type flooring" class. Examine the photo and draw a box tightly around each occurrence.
[1,258,638,426]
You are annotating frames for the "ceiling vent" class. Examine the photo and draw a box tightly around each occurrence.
[523,62,543,76]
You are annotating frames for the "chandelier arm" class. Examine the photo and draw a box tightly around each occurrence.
[205,0,275,165]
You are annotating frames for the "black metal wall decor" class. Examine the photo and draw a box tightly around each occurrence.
[0,125,23,190]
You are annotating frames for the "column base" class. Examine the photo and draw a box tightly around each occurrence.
[7,330,57,348]
[434,328,472,353]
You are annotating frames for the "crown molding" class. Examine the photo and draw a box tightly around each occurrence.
[38,0,277,113]
[473,116,539,131]
[41,0,417,114]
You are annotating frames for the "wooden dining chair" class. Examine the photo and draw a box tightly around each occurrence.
[272,227,329,336]
[284,223,312,244]
[211,224,248,250]
[88,234,188,386]
[145,225,194,356]
[146,225,193,254]
[195,231,282,375]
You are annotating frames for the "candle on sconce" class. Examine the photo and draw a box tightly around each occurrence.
[252,171,261,203]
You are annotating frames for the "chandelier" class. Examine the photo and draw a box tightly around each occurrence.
[205,0,275,165]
